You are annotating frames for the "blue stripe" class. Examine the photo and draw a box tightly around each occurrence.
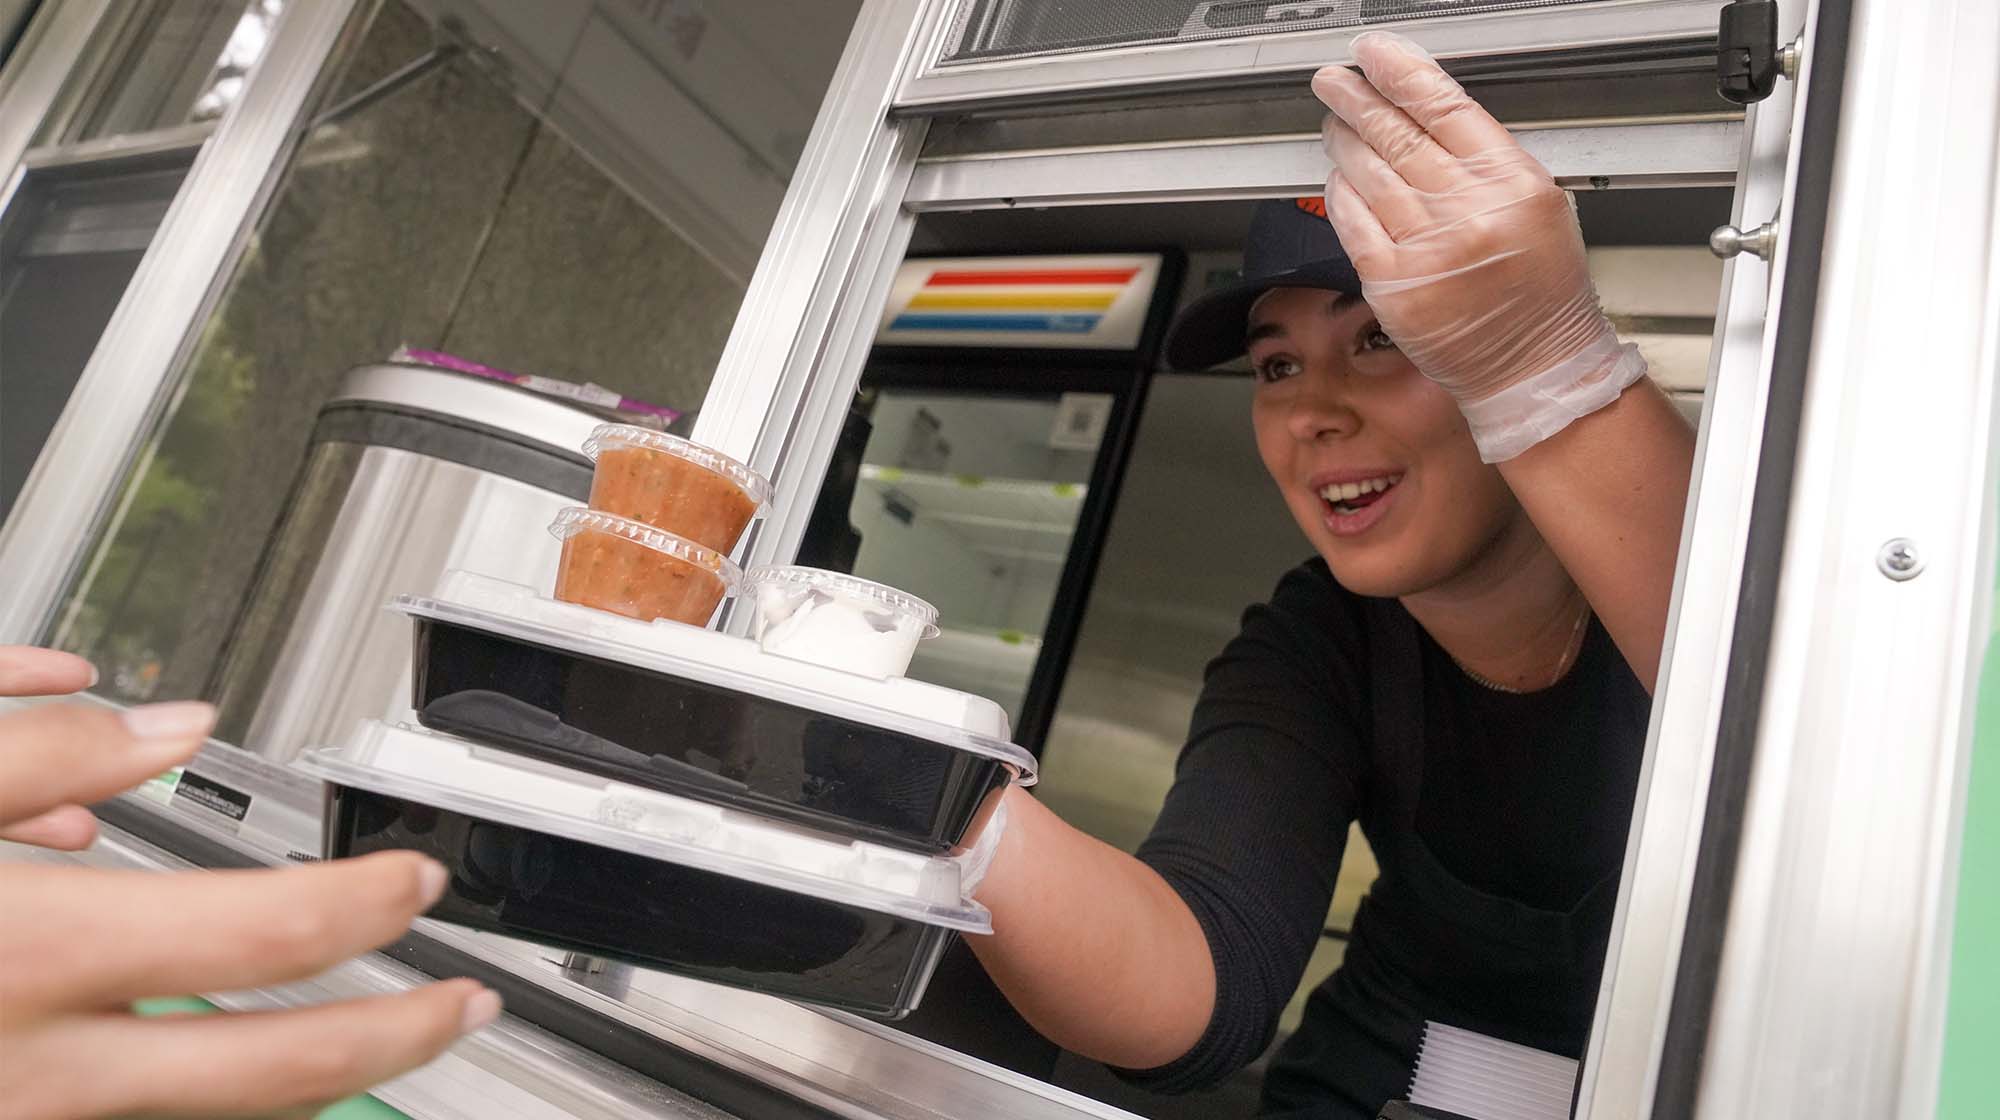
[888,313,1102,334]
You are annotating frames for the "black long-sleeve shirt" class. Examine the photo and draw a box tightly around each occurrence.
[1124,559,1649,1112]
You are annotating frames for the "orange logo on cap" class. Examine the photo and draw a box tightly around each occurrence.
[1295,196,1328,218]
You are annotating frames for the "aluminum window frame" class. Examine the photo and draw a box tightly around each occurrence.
[0,0,1889,1116]
[1678,0,2000,1115]
[895,0,1722,112]
[0,0,362,644]
[0,0,116,212]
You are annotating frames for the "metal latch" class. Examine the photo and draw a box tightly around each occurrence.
[1717,0,1781,104]
[1710,219,1779,261]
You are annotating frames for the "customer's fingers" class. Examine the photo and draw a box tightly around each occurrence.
[0,804,98,850]
[0,852,448,1019]
[0,701,210,826]
[0,980,498,1120]
[0,646,96,697]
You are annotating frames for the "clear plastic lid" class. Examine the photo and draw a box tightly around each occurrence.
[581,424,773,508]
[747,566,941,637]
[396,571,1035,782]
[298,720,991,932]
[548,508,742,589]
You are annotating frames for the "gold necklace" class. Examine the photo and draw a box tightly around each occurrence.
[1452,599,1591,695]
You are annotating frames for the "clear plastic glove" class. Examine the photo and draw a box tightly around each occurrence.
[953,786,1011,899]
[0,646,501,1120]
[1312,31,1648,462]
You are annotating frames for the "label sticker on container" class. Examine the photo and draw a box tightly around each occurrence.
[172,770,252,822]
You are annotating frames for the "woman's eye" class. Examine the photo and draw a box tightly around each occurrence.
[1254,356,1302,383]
[1361,326,1398,353]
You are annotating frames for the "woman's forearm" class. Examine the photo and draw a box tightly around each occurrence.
[1498,377,1696,691]
[965,787,1216,1070]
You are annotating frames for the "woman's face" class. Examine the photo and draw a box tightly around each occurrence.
[1246,286,1522,599]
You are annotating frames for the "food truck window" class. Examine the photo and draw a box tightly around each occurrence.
[32,0,281,146]
[36,0,863,704]
[1,0,285,528]
[849,185,1729,1116]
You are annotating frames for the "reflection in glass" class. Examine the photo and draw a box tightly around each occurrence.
[38,0,282,145]
[0,155,196,524]
[49,0,862,703]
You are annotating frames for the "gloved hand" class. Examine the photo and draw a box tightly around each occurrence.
[1312,31,1648,462]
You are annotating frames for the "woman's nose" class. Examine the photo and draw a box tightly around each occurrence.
[1285,372,1360,443]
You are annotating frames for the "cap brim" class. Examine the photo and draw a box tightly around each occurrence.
[1162,258,1365,372]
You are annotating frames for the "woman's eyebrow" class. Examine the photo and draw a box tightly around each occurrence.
[1244,320,1286,347]
[1244,293,1364,347]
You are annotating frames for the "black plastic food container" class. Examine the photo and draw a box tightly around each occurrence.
[325,784,956,1017]
[404,604,1032,855]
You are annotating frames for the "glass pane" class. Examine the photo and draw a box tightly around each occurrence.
[0,155,195,523]
[944,0,1619,65]
[846,389,1098,730]
[49,0,863,702]
[38,0,282,145]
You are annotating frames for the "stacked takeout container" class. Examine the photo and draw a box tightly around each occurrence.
[295,424,1036,1018]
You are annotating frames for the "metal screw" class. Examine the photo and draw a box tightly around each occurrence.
[1878,538,1924,581]
[1778,36,1803,82]
[1588,175,1611,191]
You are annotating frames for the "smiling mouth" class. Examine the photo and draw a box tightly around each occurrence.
[1318,473,1403,516]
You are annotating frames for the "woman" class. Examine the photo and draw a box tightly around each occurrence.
[960,32,1696,1118]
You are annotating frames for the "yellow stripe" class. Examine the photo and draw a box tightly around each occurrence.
[908,290,1119,311]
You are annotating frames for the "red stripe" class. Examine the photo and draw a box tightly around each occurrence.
[926,268,1140,286]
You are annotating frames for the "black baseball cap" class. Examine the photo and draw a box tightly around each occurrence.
[1163,196,1364,371]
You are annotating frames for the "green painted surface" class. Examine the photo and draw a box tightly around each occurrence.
[131,997,413,1119]
[1938,571,2000,1117]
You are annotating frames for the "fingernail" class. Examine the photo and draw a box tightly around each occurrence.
[459,988,502,1034]
[121,701,216,741]
[86,664,101,689]
[417,858,448,907]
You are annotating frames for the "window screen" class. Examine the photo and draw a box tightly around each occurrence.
[943,0,1616,64]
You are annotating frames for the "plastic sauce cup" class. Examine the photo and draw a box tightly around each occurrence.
[746,566,940,679]
[581,425,771,555]
[550,507,739,626]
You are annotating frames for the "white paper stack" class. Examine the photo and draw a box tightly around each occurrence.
[1406,1021,1579,1120]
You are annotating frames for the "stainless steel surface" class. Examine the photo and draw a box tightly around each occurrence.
[1708,217,1779,259]
[0,0,361,645]
[1695,0,2000,1116]
[329,364,607,455]
[1779,36,1803,81]
[1878,537,1925,581]
[1575,0,1814,1115]
[0,822,739,1120]
[896,0,1721,111]
[209,368,593,764]
[0,0,115,211]
[905,119,1741,212]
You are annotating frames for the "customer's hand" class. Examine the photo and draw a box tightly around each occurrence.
[1313,31,1647,461]
[0,646,501,1119]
